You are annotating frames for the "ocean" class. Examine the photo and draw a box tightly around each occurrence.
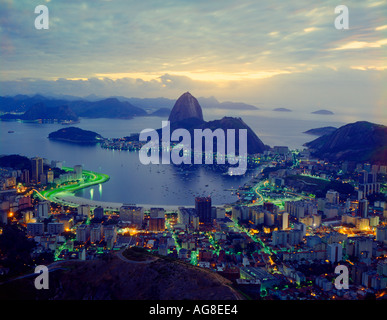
[0,108,360,205]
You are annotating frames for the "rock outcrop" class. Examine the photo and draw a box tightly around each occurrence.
[168,92,204,123]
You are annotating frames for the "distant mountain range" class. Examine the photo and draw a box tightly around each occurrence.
[0,103,79,122]
[0,97,146,121]
[149,108,171,117]
[71,98,147,118]
[304,121,387,164]
[197,96,259,110]
[0,94,259,118]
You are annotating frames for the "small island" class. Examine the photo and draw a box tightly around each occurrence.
[273,107,292,112]
[303,126,337,136]
[48,127,104,144]
[311,109,334,115]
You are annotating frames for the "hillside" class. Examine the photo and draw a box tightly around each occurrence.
[0,103,78,121]
[304,121,387,164]
[0,252,241,300]
[201,117,268,154]
[73,98,147,119]
[150,107,172,117]
[0,155,31,171]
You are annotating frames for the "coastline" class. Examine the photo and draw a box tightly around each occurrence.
[53,193,198,212]
[38,167,206,211]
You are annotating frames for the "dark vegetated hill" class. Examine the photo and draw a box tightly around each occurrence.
[304,121,387,164]
[0,253,241,300]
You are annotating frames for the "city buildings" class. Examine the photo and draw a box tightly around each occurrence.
[0,152,386,301]
[195,196,212,223]
[119,205,144,227]
[31,157,43,183]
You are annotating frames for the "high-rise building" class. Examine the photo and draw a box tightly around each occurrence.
[37,201,50,219]
[74,165,83,180]
[119,205,132,222]
[21,169,30,184]
[104,225,117,249]
[27,222,45,236]
[326,190,339,204]
[47,223,64,235]
[327,243,343,263]
[359,170,380,196]
[93,206,104,219]
[358,199,369,218]
[104,225,117,242]
[76,224,90,242]
[195,196,212,223]
[177,207,199,230]
[312,214,322,228]
[272,229,303,246]
[376,226,387,243]
[90,224,103,243]
[31,157,43,182]
[354,237,373,258]
[150,207,165,219]
[119,205,144,227]
[216,207,226,219]
[40,173,47,185]
[46,170,54,184]
[78,204,91,218]
[149,217,165,232]
[282,212,289,230]
[22,210,33,224]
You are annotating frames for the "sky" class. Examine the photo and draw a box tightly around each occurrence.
[0,0,386,121]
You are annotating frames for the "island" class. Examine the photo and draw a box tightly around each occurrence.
[311,109,334,115]
[48,127,104,144]
[273,107,292,112]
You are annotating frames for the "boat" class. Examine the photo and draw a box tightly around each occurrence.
[8,130,14,133]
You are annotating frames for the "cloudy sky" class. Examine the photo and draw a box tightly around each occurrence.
[0,0,386,121]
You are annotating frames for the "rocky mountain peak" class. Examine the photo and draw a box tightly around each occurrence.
[168,92,204,123]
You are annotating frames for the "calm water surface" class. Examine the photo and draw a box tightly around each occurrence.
[0,109,349,205]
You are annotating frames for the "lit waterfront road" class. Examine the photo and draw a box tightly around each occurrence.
[284,191,314,201]
[34,167,110,208]
[254,180,268,205]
